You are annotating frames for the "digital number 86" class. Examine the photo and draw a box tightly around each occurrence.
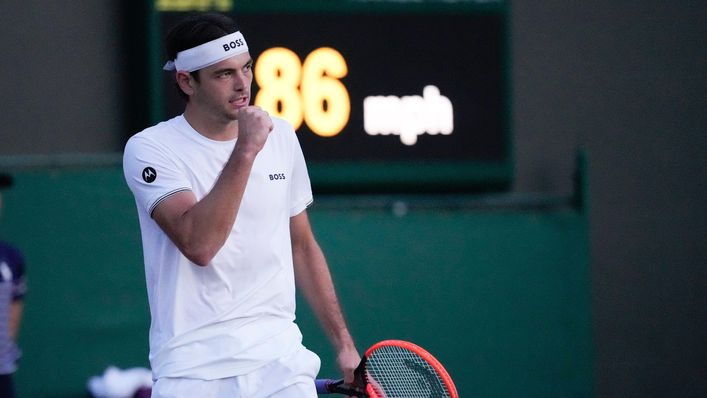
[254,47,350,137]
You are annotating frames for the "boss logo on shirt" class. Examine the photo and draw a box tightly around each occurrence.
[269,173,286,181]
[142,167,157,183]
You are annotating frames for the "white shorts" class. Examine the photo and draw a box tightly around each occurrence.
[151,344,321,398]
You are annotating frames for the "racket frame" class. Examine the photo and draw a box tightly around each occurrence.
[316,339,458,397]
[363,339,458,398]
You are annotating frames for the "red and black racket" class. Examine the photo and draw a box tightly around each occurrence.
[316,340,458,397]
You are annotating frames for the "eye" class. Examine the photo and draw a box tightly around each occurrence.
[217,71,233,79]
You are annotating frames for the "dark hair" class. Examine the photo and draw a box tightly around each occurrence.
[0,173,13,190]
[165,13,240,100]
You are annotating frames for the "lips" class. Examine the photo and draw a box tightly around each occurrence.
[229,95,249,107]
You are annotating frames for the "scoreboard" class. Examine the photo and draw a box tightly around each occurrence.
[147,0,510,193]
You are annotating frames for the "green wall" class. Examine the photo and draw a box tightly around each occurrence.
[0,166,593,397]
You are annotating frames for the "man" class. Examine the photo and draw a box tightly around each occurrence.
[122,13,360,397]
[0,173,26,398]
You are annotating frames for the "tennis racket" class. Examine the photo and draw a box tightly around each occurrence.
[316,339,458,397]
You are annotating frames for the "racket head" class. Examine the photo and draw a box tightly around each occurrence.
[362,340,458,398]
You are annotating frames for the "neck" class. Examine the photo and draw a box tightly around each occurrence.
[183,105,238,141]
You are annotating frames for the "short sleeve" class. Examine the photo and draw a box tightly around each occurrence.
[0,244,27,300]
[288,132,313,217]
[123,135,192,216]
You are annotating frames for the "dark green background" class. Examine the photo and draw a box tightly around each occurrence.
[0,166,592,397]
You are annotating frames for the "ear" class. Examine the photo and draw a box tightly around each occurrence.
[175,71,195,96]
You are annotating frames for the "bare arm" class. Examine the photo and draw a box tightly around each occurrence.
[8,300,22,340]
[152,107,272,266]
[152,150,254,266]
[291,210,360,383]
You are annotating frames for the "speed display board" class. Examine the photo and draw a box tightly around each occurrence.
[149,0,510,193]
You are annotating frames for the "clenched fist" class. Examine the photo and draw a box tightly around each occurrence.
[234,106,273,156]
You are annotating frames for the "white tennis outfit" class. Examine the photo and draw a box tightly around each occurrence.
[123,115,319,396]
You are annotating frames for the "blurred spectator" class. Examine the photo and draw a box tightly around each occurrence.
[0,173,27,398]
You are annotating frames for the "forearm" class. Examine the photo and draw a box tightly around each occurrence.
[294,243,356,351]
[291,212,360,382]
[9,301,23,340]
[156,148,256,265]
[152,107,273,266]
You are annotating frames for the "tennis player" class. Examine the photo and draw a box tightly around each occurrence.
[122,13,360,398]
[0,173,27,398]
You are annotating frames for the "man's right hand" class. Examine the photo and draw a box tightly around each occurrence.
[234,106,274,157]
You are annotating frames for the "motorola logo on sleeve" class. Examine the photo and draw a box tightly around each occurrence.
[142,167,157,183]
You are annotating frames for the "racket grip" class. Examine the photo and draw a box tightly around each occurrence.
[315,378,340,393]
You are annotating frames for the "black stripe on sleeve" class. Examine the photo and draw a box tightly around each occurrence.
[149,188,191,217]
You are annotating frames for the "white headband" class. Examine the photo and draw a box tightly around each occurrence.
[163,31,249,72]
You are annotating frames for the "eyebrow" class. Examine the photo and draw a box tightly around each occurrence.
[212,58,254,75]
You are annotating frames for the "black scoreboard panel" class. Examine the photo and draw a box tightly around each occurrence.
[151,1,510,193]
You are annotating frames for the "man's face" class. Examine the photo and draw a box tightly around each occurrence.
[187,52,254,122]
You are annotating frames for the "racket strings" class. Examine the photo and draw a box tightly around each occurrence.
[365,346,452,397]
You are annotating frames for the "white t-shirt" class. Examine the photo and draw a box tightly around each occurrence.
[123,115,314,380]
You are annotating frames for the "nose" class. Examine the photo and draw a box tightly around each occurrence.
[233,70,248,92]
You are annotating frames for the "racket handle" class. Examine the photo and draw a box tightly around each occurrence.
[315,378,341,394]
